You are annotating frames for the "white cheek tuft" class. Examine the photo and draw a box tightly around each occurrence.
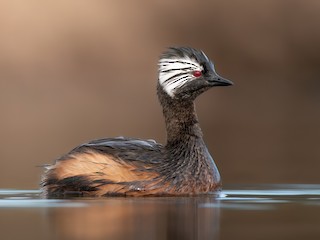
[158,57,203,97]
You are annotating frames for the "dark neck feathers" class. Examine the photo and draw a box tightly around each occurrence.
[157,84,203,146]
[157,84,220,189]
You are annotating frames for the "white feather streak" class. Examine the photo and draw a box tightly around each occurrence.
[158,57,202,97]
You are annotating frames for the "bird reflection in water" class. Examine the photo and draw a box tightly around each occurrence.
[46,196,220,240]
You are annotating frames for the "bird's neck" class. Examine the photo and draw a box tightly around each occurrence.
[157,85,203,147]
[157,85,221,190]
[158,86,220,192]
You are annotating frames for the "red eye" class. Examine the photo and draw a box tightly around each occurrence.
[192,70,202,77]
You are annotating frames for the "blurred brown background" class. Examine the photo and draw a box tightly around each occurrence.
[0,0,319,189]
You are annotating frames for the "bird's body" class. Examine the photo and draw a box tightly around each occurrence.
[41,47,232,197]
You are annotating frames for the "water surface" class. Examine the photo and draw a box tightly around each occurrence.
[1,184,319,240]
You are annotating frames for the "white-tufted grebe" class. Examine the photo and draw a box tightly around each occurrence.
[41,46,233,197]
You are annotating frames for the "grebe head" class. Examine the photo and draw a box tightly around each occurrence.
[158,47,233,100]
